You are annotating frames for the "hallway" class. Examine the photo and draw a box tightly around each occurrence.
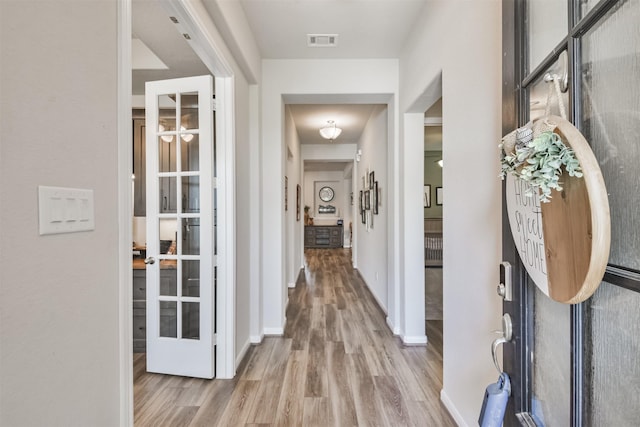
[134,249,454,426]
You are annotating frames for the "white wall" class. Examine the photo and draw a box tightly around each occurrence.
[249,85,263,342]
[233,62,253,366]
[354,105,390,312]
[261,59,400,335]
[284,107,303,288]
[304,171,345,221]
[0,1,120,424]
[400,1,503,425]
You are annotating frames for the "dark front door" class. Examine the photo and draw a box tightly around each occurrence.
[501,0,640,425]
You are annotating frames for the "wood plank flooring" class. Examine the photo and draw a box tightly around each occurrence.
[134,248,455,426]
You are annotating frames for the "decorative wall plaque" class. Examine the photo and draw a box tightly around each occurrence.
[503,115,610,303]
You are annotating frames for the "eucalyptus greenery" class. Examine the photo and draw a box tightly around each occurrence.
[500,131,583,202]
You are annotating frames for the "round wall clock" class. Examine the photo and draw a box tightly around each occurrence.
[319,186,334,202]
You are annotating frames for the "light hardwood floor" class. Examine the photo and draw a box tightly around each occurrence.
[134,248,455,426]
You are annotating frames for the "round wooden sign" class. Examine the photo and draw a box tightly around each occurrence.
[505,115,610,304]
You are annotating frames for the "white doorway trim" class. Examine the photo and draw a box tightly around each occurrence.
[117,1,133,424]
[117,0,237,421]
[402,73,442,345]
[158,0,236,380]
[213,75,237,378]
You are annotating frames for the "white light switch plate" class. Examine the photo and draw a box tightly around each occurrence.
[38,186,95,235]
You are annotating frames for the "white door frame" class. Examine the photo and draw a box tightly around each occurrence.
[117,0,236,423]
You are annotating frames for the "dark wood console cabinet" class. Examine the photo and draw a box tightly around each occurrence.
[305,225,343,248]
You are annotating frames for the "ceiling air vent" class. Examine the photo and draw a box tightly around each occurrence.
[307,34,338,47]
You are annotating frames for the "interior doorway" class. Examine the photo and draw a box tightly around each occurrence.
[423,97,444,341]
[284,101,387,285]
[130,0,215,378]
[122,0,238,420]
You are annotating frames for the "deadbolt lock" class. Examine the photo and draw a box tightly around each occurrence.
[498,261,513,301]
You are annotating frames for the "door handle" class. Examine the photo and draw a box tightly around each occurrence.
[491,313,513,375]
[144,257,156,265]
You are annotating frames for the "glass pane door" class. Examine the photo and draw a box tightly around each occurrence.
[504,0,640,423]
[580,0,640,423]
[528,0,568,71]
[145,75,215,379]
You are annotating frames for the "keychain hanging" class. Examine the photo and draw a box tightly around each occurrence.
[479,372,511,427]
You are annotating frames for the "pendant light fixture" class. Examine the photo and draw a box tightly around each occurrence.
[158,124,194,142]
[158,124,174,143]
[319,120,342,141]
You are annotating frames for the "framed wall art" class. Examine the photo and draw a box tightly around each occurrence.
[296,184,301,221]
[436,186,443,206]
[424,184,431,208]
[373,181,379,214]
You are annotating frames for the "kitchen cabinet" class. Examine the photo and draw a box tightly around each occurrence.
[132,268,147,353]
[159,138,178,213]
[132,262,178,353]
[133,116,146,216]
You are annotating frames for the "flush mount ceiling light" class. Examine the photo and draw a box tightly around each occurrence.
[319,120,342,141]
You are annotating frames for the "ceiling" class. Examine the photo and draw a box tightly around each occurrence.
[131,0,209,95]
[131,0,439,167]
[237,0,427,59]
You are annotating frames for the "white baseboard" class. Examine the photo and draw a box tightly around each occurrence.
[440,389,468,427]
[263,327,284,336]
[235,338,251,370]
[250,334,263,344]
[386,316,401,335]
[401,334,428,345]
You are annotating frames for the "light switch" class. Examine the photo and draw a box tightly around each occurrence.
[38,186,95,235]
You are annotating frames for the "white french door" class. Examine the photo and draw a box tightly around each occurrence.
[144,75,215,379]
